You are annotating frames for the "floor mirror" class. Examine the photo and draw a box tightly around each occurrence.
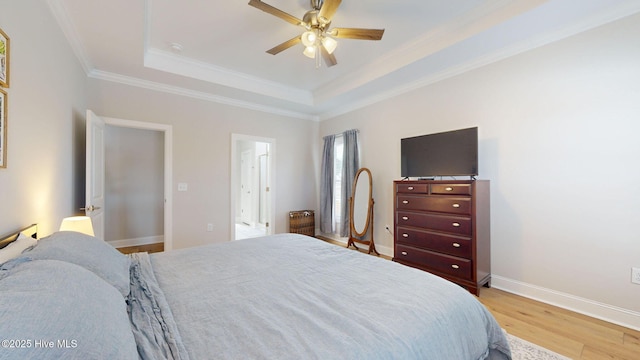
[347,167,379,255]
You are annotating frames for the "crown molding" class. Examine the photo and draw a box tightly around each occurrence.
[318,0,640,120]
[143,49,314,106]
[88,69,318,121]
[48,0,640,123]
[313,0,547,105]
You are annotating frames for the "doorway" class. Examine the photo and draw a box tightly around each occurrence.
[231,134,275,241]
[105,126,163,248]
[86,111,173,250]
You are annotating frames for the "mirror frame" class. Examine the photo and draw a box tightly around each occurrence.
[350,167,372,238]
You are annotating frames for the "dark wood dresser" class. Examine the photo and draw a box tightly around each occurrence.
[393,180,490,295]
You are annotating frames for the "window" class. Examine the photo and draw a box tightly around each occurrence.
[331,134,344,233]
[320,129,359,237]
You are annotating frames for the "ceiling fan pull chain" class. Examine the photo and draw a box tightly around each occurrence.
[315,46,321,69]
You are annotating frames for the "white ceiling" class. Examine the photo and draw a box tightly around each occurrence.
[47,0,640,121]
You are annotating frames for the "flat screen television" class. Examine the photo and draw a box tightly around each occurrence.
[401,127,478,178]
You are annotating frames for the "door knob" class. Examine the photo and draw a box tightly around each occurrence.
[81,205,101,212]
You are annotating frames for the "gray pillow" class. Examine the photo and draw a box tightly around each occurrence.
[0,259,138,360]
[20,231,131,296]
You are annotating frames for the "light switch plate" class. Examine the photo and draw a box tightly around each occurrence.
[632,267,640,285]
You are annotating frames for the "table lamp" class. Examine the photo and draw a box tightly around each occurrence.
[59,216,95,236]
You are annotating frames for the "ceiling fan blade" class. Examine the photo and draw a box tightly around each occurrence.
[321,46,337,67]
[318,0,342,24]
[248,0,305,26]
[330,28,384,40]
[266,36,302,55]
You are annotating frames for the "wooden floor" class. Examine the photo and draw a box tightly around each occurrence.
[117,242,164,254]
[478,288,640,359]
[119,238,640,359]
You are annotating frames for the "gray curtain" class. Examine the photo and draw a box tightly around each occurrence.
[339,129,360,237]
[319,134,335,234]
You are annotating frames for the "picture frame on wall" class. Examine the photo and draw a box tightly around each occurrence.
[0,88,6,168]
[0,27,9,88]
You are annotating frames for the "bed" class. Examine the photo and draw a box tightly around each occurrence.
[0,226,511,360]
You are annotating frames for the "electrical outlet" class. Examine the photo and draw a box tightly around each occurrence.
[632,267,640,285]
[207,223,214,232]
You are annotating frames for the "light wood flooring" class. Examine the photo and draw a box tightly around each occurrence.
[479,288,640,359]
[118,238,640,359]
[117,242,164,254]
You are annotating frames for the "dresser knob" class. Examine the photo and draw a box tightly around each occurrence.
[452,243,461,248]
[402,216,409,221]
[451,264,460,269]
[402,233,409,238]
[408,186,414,190]
[445,187,453,191]
[452,222,460,227]
[452,203,460,208]
[401,251,408,256]
[402,200,409,204]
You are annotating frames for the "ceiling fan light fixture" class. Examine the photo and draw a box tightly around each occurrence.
[301,31,317,47]
[303,45,316,58]
[322,36,337,54]
[249,0,384,67]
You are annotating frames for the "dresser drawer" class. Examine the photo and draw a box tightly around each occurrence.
[430,183,472,195]
[396,226,471,258]
[395,244,472,280]
[396,195,471,215]
[396,211,472,236]
[396,183,428,194]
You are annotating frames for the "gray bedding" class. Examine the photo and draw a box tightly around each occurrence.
[139,233,511,360]
[1,231,510,359]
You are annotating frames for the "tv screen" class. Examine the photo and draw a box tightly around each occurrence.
[401,127,478,178]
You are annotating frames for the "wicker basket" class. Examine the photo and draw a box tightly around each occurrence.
[289,210,315,237]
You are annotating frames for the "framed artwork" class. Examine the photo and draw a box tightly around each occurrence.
[0,88,6,168]
[0,27,9,88]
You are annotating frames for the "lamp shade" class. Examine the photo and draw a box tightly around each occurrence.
[303,46,316,59]
[301,31,317,47]
[59,216,95,236]
[322,36,337,54]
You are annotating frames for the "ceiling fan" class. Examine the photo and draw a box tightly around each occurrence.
[248,0,384,67]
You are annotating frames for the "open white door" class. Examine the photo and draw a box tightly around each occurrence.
[240,149,253,225]
[85,110,105,240]
[231,134,275,240]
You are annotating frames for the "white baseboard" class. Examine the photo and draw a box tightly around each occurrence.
[492,275,640,331]
[107,235,164,249]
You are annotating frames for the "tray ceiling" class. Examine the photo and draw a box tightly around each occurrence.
[48,0,640,120]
